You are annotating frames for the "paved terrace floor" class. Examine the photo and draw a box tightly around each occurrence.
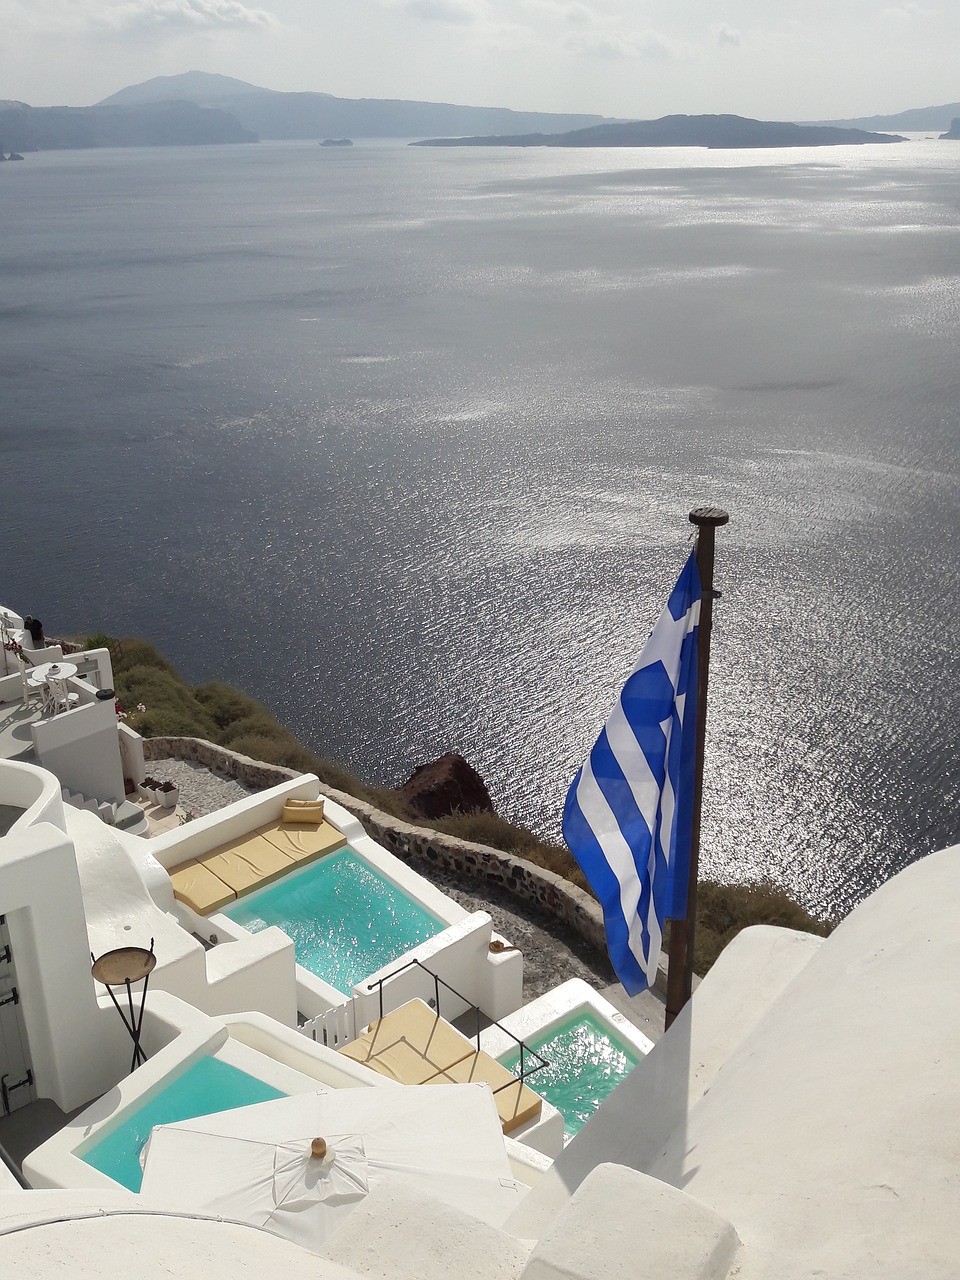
[0,700,42,762]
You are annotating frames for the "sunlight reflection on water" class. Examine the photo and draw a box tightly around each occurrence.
[3,139,959,920]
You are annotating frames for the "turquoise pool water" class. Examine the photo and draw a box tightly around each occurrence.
[223,847,445,993]
[81,1054,285,1191]
[500,1010,642,1136]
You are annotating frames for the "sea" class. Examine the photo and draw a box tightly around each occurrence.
[3,136,959,921]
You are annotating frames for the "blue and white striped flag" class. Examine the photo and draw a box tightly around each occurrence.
[563,551,701,996]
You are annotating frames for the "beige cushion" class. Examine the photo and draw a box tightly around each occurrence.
[339,1001,544,1135]
[258,818,346,863]
[338,999,476,1084]
[169,859,236,915]
[425,1052,543,1134]
[198,834,296,893]
[340,1036,471,1085]
[283,797,325,818]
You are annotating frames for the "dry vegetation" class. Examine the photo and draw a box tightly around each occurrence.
[101,633,832,974]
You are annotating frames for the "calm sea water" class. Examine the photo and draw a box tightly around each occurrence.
[3,138,959,919]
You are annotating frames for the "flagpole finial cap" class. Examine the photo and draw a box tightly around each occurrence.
[689,507,729,527]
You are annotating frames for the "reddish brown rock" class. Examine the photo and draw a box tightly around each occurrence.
[397,752,494,821]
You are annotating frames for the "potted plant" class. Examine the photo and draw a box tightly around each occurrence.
[156,780,179,809]
[139,775,161,804]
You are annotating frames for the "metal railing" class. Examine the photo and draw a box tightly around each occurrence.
[368,957,550,1091]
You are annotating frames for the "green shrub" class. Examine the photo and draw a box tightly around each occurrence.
[691,879,832,974]
[219,713,290,746]
[268,743,323,772]
[112,637,179,677]
[195,682,270,730]
[83,631,115,651]
[227,733,296,764]
[114,663,217,741]
[132,706,214,738]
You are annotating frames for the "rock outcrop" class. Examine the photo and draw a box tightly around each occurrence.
[397,752,494,820]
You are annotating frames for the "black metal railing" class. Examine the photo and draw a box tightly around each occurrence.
[368,957,550,1092]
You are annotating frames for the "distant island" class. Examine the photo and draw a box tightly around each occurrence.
[4,73,943,155]
[98,71,612,143]
[0,99,255,153]
[412,114,906,150]
[940,118,960,139]
[815,101,960,132]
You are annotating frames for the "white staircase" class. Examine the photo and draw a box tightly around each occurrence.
[61,787,118,824]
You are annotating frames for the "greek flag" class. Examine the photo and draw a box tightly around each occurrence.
[563,551,701,996]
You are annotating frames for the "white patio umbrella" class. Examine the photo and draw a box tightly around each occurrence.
[139,1084,526,1253]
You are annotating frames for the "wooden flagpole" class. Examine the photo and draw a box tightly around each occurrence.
[664,506,729,1030]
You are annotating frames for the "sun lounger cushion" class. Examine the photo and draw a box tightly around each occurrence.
[198,834,295,893]
[259,818,347,862]
[424,1052,543,1134]
[338,999,476,1083]
[338,1001,543,1135]
[168,859,236,915]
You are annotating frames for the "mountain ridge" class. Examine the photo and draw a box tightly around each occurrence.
[96,70,611,139]
[412,114,906,150]
[97,70,290,105]
[813,100,960,131]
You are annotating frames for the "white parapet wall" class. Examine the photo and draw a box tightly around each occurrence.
[222,1011,393,1089]
[70,808,299,1028]
[0,816,146,1113]
[351,911,523,1029]
[480,978,655,1062]
[117,722,145,785]
[31,690,125,804]
[0,758,67,835]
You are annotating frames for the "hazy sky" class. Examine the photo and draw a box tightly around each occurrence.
[5,0,957,119]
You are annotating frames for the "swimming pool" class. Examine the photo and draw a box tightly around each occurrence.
[222,846,446,993]
[499,1009,642,1137]
[80,1054,285,1192]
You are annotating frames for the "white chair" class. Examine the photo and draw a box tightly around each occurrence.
[26,675,54,715]
[49,683,79,715]
[19,664,35,707]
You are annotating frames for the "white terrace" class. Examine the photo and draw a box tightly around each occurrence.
[1,604,144,830]
[5,603,958,1278]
